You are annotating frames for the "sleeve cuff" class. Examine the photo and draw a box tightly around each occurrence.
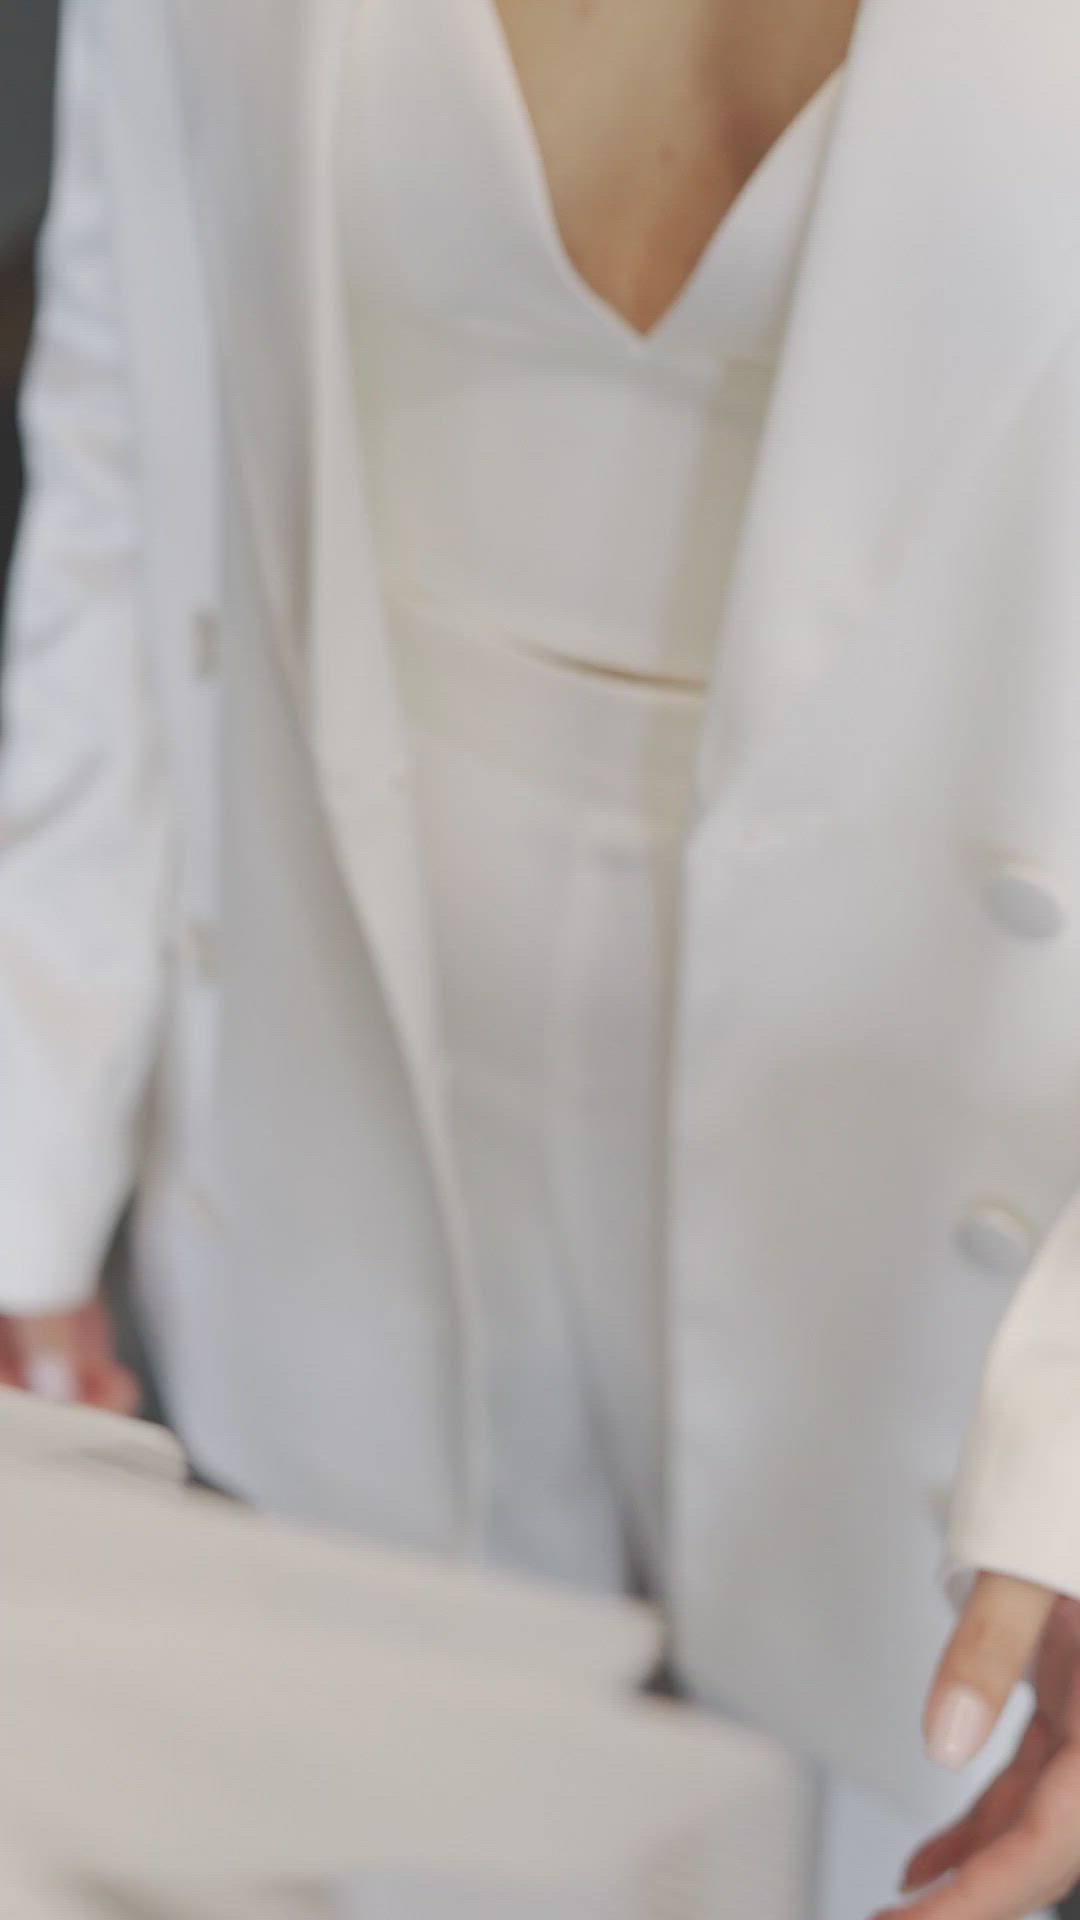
[0,1167,126,1316]
[944,1369,1080,1608]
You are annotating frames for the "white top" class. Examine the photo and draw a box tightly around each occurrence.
[338,0,840,688]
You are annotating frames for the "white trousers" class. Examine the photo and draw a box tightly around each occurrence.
[387,609,983,1920]
[399,605,699,1600]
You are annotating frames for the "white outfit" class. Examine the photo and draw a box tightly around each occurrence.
[393,617,699,1597]
[339,0,838,1598]
[3,5,1080,1914]
[336,12,1036,1916]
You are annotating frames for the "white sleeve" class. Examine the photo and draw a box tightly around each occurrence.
[0,0,171,1314]
[945,1181,1080,1605]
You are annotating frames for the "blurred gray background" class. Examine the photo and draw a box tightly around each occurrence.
[0,1,58,249]
[0,0,58,607]
[0,0,163,1409]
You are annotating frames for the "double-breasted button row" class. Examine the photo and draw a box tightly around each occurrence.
[191,607,221,681]
[732,829,1071,947]
[954,1199,1038,1280]
[184,918,220,984]
[966,854,1061,1279]
[179,610,223,989]
[980,854,1070,941]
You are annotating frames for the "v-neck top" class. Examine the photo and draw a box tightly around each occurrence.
[338,0,841,687]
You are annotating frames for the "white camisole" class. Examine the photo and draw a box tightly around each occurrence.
[338,0,840,689]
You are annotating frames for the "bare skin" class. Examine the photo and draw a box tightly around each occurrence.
[493,0,861,334]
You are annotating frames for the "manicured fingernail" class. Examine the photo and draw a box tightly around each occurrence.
[26,1352,77,1405]
[926,1686,993,1770]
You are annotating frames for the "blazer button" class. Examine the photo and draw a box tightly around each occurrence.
[981,856,1069,940]
[185,919,221,984]
[191,608,221,681]
[954,1200,1038,1279]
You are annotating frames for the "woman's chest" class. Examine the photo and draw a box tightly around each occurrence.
[491,0,860,334]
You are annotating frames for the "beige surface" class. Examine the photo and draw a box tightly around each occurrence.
[0,1859,339,1920]
[0,1394,811,1916]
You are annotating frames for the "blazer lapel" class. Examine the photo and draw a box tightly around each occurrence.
[302,0,447,1095]
[167,0,445,1110]
[302,0,486,1505]
[698,0,1080,807]
[167,4,484,1503]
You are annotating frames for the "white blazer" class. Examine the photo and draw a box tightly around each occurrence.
[3,0,1080,1821]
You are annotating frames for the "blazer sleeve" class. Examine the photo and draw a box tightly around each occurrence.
[0,0,172,1315]
[946,1182,1080,1604]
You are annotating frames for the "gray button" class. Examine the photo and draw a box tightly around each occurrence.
[955,1200,1038,1279]
[184,1179,223,1231]
[191,608,221,681]
[186,919,220,983]
[981,857,1069,940]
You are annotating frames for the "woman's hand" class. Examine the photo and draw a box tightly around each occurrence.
[0,1299,140,1415]
[873,1573,1080,1920]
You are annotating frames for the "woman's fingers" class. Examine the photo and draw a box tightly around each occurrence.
[874,1760,1080,1920]
[6,1304,141,1414]
[903,1715,1056,1891]
[893,1576,1069,1919]
[75,1299,142,1414]
[10,1313,83,1404]
[84,1353,142,1416]
[925,1573,1057,1770]
[0,1320,22,1389]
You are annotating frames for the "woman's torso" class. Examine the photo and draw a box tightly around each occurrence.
[480,0,860,339]
[338,0,843,688]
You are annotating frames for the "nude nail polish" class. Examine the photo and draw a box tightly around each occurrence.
[926,1686,993,1770]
